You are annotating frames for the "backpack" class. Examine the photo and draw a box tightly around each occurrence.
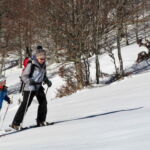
[22,57,31,72]
[19,57,35,93]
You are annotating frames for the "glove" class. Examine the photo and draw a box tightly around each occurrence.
[7,97,13,104]
[8,100,13,104]
[45,80,52,87]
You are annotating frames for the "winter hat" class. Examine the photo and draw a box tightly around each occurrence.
[37,45,43,50]
[35,49,46,58]
[0,75,6,82]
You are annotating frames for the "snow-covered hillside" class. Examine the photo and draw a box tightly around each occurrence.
[0,43,150,150]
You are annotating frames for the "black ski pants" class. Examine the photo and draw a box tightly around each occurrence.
[12,90,47,126]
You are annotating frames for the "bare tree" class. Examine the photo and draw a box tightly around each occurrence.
[41,0,95,88]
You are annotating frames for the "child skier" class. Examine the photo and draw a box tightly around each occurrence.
[0,76,12,112]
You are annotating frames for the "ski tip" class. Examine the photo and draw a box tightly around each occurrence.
[48,122,54,125]
[5,129,13,132]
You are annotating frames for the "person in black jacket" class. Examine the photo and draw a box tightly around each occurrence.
[11,48,52,130]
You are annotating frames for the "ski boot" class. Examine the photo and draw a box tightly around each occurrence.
[9,124,21,130]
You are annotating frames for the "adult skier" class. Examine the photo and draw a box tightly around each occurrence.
[11,48,52,130]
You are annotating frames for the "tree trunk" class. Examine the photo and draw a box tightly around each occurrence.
[18,22,23,68]
[108,51,119,75]
[125,24,129,45]
[0,52,5,75]
[95,54,100,84]
[135,15,139,42]
[74,59,84,89]
[83,58,90,86]
[117,28,124,77]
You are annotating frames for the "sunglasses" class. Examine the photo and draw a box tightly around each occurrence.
[38,58,46,61]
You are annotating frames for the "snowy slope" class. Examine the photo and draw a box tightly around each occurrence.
[0,43,150,150]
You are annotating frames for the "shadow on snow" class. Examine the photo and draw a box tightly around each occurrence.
[54,106,143,124]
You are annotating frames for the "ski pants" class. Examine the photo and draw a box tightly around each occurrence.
[12,90,47,126]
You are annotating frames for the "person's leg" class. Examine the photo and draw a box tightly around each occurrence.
[12,91,35,126]
[36,90,47,125]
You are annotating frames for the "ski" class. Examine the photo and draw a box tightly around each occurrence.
[0,122,55,138]
[21,122,55,130]
[0,118,71,138]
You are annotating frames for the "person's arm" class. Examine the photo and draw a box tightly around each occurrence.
[43,68,52,87]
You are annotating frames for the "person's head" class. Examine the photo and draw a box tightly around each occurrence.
[35,49,46,64]
[0,75,6,89]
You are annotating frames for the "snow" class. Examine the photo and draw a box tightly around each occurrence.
[0,43,150,150]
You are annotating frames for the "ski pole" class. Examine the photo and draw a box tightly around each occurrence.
[0,104,10,129]
[20,90,32,128]
[45,86,49,95]
[0,109,1,123]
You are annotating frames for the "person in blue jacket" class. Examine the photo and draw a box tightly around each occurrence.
[0,76,12,112]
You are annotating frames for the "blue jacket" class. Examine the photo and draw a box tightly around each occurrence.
[0,87,10,109]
